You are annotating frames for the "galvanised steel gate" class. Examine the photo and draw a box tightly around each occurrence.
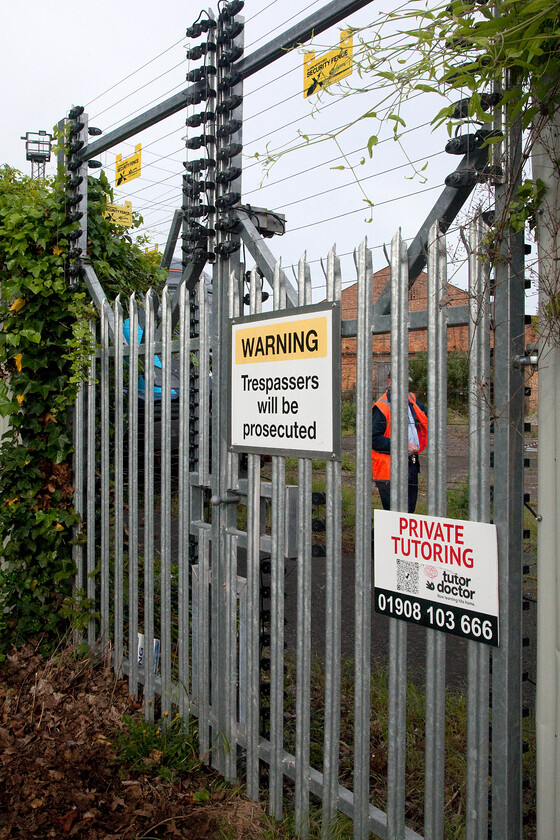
[72,216,528,839]
[64,2,529,836]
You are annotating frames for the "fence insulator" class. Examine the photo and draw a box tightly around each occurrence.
[67,175,84,189]
[186,19,216,38]
[218,71,243,91]
[216,166,242,183]
[312,491,326,506]
[68,105,84,119]
[67,229,83,241]
[215,215,242,233]
[445,134,479,155]
[186,134,216,150]
[186,65,217,82]
[186,42,216,60]
[186,87,216,107]
[216,94,243,114]
[184,158,216,173]
[218,45,243,66]
[182,226,215,241]
[444,170,479,188]
[183,204,216,218]
[219,0,244,20]
[217,21,244,44]
[185,112,215,128]
[215,240,241,257]
[88,160,103,169]
[217,119,242,138]
[88,126,102,136]
[217,144,242,162]
[215,192,241,209]
[183,182,216,198]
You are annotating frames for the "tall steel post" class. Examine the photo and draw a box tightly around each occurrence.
[491,82,525,839]
[533,102,560,840]
[212,9,245,784]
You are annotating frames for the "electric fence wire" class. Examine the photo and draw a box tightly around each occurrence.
[121,117,442,234]
[281,180,444,234]
[99,79,188,133]
[132,177,445,242]
[88,30,436,195]
[129,146,444,238]
[89,59,187,123]
[242,0,325,50]
[90,15,424,154]
[256,150,444,211]
[243,118,435,183]
[86,36,186,109]
[101,84,428,193]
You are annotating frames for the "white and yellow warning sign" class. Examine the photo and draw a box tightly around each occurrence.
[115,143,142,186]
[303,29,353,98]
[230,303,341,458]
[104,199,133,226]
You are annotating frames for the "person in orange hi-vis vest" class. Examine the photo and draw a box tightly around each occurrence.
[371,370,428,514]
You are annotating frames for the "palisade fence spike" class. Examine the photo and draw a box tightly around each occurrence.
[326,245,341,302]
[272,258,283,309]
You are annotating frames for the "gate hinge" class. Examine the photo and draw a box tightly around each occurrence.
[211,491,241,506]
[513,344,538,370]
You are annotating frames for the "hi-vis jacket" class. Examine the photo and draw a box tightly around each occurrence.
[371,391,428,481]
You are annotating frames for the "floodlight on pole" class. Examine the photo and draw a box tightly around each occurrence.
[21,130,53,180]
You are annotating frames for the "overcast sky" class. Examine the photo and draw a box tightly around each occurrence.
[2,0,538,311]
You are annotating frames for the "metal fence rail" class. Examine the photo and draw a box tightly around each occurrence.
[74,225,520,840]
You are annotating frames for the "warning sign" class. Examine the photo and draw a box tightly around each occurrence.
[229,303,341,458]
[303,30,353,98]
[115,144,142,186]
[104,200,133,226]
[374,510,500,646]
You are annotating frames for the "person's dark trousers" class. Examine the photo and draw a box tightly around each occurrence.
[375,459,420,514]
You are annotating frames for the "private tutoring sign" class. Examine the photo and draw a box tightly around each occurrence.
[229,303,340,459]
[374,510,500,646]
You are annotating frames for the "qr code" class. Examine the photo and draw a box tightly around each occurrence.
[396,559,419,594]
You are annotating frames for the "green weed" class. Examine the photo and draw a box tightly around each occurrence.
[113,712,201,781]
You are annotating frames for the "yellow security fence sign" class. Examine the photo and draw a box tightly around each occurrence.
[115,143,142,185]
[104,200,133,226]
[303,29,353,98]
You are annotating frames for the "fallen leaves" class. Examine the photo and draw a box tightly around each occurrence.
[0,642,268,840]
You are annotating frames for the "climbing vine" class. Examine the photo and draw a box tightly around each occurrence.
[256,0,560,337]
[0,166,165,657]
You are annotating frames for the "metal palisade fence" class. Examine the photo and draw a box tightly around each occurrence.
[73,220,523,840]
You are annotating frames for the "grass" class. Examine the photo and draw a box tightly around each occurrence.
[278,654,536,840]
[113,712,203,781]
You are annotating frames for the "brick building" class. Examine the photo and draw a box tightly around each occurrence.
[340,267,538,411]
